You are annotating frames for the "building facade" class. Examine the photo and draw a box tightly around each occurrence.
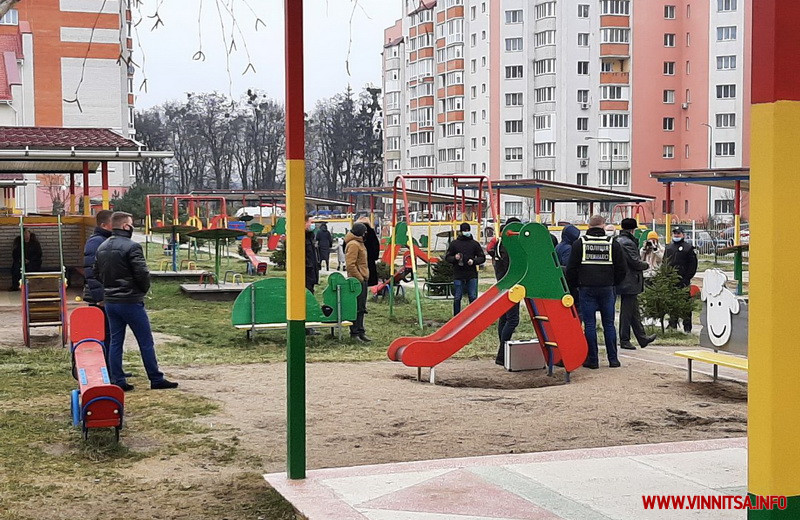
[382,0,751,223]
[0,0,135,213]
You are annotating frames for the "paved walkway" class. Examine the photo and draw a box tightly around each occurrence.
[265,437,747,520]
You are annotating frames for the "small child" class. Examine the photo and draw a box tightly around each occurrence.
[336,239,346,271]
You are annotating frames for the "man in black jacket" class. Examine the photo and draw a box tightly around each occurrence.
[488,217,520,366]
[95,212,177,391]
[616,218,657,350]
[357,216,380,287]
[305,214,319,293]
[445,222,486,315]
[566,215,627,369]
[664,226,698,332]
[10,229,42,290]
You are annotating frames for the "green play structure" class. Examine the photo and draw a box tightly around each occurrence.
[231,272,361,339]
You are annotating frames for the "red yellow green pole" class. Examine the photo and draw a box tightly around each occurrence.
[285,0,306,480]
[101,161,110,210]
[82,161,91,216]
[748,1,800,516]
[69,173,76,215]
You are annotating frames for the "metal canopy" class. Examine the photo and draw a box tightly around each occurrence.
[342,186,481,205]
[190,189,351,208]
[483,179,655,203]
[650,168,751,191]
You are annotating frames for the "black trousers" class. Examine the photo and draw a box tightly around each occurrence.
[668,294,693,332]
[495,302,520,364]
[619,293,648,345]
[350,280,367,336]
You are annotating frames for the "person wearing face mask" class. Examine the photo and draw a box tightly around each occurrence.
[94,212,178,392]
[640,230,663,281]
[604,224,617,238]
[664,226,698,332]
[444,222,486,315]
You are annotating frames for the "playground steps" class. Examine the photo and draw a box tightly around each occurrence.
[22,271,67,346]
[525,297,586,378]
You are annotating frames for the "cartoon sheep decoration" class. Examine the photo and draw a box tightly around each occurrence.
[700,269,740,347]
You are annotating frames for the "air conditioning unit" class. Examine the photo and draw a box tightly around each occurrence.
[681,102,690,109]
[580,102,590,110]
[580,159,589,167]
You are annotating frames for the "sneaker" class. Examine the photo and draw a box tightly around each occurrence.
[150,379,179,390]
[609,360,622,368]
[582,362,599,370]
[116,382,134,392]
[640,334,657,348]
[123,371,133,378]
[620,341,636,350]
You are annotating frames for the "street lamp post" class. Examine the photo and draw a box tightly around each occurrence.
[701,122,714,219]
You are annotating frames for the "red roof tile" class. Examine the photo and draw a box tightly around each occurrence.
[0,127,140,150]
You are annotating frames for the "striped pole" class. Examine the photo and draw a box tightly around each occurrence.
[82,161,91,216]
[748,1,800,517]
[284,0,306,480]
[101,161,110,210]
[69,173,76,215]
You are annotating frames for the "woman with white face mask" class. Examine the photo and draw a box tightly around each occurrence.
[604,224,617,237]
[640,231,663,280]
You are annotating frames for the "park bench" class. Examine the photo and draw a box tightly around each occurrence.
[674,349,748,382]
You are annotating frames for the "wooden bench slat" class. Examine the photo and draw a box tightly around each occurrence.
[674,350,749,371]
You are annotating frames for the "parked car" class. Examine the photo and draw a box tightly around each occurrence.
[719,224,750,246]
[684,230,727,254]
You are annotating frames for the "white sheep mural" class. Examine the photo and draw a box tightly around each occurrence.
[699,269,748,354]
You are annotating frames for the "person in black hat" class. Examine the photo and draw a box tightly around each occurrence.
[345,222,371,342]
[487,217,521,365]
[664,226,698,332]
[616,218,657,350]
[444,222,486,315]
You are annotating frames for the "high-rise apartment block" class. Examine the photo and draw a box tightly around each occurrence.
[0,1,136,212]
[382,0,751,222]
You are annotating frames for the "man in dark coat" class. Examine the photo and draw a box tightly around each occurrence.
[487,217,520,366]
[305,214,319,293]
[566,215,627,369]
[555,224,581,314]
[357,216,380,287]
[10,229,43,291]
[444,222,486,315]
[316,222,333,271]
[616,218,657,350]
[664,226,698,332]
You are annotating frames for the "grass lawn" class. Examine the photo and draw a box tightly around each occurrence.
[0,259,700,519]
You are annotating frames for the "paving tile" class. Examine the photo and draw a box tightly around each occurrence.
[321,468,453,506]
[631,448,746,490]
[359,510,544,520]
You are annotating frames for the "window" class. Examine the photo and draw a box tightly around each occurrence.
[716,142,736,156]
[506,65,524,79]
[0,9,18,25]
[388,114,400,126]
[505,173,523,180]
[718,0,737,12]
[715,199,734,214]
[534,114,552,130]
[505,202,523,216]
[446,70,463,85]
[577,90,589,103]
[577,173,589,186]
[387,137,400,151]
[470,59,476,73]
[600,85,626,100]
[418,131,433,144]
[470,111,477,124]
[471,86,477,98]
[445,122,464,136]
[505,92,523,106]
[663,90,675,103]
[601,28,630,44]
[534,142,556,158]
[533,170,554,181]
[601,61,613,72]
[577,61,589,75]
[662,200,676,213]
[685,144,690,158]
[535,1,556,19]
[470,33,476,47]
[717,26,737,41]
[577,145,589,159]
[685,200,690,214]
[600,0,630,15]
[716,55,737,70]
[716,113,736,128]
[600,113,629,128]
[417,107,433,127]
[599,169,630,187]
[388,159,400,171]
[664,33,676,47]
[471,5,476,20]
[385,92,400,109]
[663,145,675,159]
[663,117,675,131]
[664,5,676,18]
[663,61,675,75]
[505,38,523,52]
[505,9,523,24]
[599,142,630,161]
[505,120,523,133]
[534,59,556,75]
[535,87,556,103]
[505,147,523,161]
[577,4,589,18]
[577,33,590,46]
[686,32,691,46]
[716,84,737,99]
[577,117,589,131]
[535,30,556,47]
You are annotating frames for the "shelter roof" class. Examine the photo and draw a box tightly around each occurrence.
[190,189,351,208]
[464,179,655,203]
[650,168,750,191]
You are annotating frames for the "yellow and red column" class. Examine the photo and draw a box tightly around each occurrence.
[285,0,306,480]
[82,161,91,216]
[748,1,800,517]
[101,161,110,210]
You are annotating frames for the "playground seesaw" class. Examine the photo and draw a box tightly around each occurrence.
[388,222,588,383]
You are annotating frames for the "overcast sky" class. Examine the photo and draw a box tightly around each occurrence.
[134,0,401,109]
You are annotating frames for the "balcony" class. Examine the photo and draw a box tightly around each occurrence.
[600,43,629,58]
[600,71,630,84]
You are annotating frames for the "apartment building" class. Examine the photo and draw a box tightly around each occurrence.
[383,0,751,222]
[0,0,135,213]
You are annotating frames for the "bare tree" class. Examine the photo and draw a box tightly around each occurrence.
[0,0,20,19]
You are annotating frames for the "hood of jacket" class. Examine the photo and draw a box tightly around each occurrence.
[456,233,474,241]
[344,232,364,245]
[112,227,134,239]
[94,226,113,239]
[561,225,580,244]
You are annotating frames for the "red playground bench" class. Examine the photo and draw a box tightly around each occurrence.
[69,307,125,442]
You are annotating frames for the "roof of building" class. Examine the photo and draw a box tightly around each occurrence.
[0,126,140,150]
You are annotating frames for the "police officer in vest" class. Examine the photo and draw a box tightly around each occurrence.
[566,215,628,369]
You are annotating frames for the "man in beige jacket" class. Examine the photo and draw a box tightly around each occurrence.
[345,223,370,342]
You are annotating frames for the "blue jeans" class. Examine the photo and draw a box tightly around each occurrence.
[452,278,478,315]
[579,286,618,365]
[105,302,164,385]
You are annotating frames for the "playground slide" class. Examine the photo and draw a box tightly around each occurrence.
[387,284,523,367]
[381,243,439,265]
[242,237,268,274]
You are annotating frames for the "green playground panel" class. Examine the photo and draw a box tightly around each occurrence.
[248,223,265,234]
[633,228,650,244]
[514,222,570,301]
[272,217,286,235]
[231,272,361,326]
[419,235,428,248]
